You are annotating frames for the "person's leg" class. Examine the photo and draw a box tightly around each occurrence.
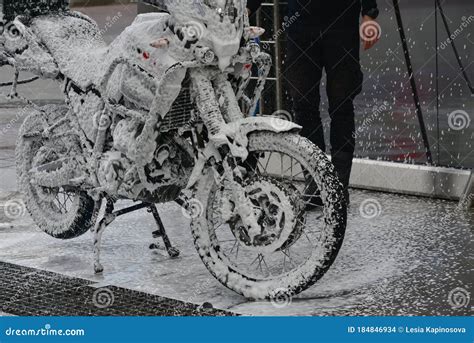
[322,28,363,204]
[285,29,325,152]
[284,28,325,209]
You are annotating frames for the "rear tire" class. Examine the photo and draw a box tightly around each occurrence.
[191,132,346,300]
[16,105,98,239]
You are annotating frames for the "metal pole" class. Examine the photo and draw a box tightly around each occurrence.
[393,0,433,165]
[272,0,283,111]
[435,0,440,165]
[435,0,474,95]
[459,171,473,210]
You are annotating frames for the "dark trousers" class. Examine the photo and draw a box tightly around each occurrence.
[285,27,363,195]
[285,27,363,155]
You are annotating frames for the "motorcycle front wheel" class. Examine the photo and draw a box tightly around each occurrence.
[191,131,347,300]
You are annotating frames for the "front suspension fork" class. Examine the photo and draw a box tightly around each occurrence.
[190,69,247,159]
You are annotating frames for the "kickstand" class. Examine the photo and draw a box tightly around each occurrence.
[7,68,19,99]
[92,199,180,274]
[92,197,116,274]
[148,204,180,258]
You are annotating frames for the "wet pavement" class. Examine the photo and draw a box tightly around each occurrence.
[0,4,472,317]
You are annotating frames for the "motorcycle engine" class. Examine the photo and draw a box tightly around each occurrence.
[97,117,193,199]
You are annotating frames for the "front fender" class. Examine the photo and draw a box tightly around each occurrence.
[186,116,300,189]
[227,116,301,153]
[229,116,301,135]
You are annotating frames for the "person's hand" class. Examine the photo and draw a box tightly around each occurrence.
[360,15,380,50]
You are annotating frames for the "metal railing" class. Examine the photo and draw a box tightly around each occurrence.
[254,1,283,113]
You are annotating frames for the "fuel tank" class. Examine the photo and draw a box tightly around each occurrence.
[104,12,184,110]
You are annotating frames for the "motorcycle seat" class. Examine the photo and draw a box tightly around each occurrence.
[29,13,108,90]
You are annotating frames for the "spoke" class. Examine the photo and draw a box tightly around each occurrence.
[280,153,284,175]
[302,193,322,200]
[257,254,264,274]
[55,197,66,213]
[62,193,70,211]
[229,239,239,254]
[290,157,294,181]
[256,159,266,175]
[251,253,270,276]
[281,248,296,268]
[292,170,305,180]
[219,238,238,244]
[303,231,313,245]
[53,190,76,214]
[251,161,260,175]
[250,254,260,266]
[280,157,297,177]
[261,255,271,276]
[302,182,310,195]
[296,218,306,228]
[297,217,317,245]
[283,253,287,273]
[263,152,272,173]
[65,192,74,204]
[62,193,68,208]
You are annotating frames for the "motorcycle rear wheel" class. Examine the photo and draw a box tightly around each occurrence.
[16,105,98,239]
[191,131,347,300]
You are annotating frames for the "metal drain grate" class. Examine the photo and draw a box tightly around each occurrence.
[0,262,233,316]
